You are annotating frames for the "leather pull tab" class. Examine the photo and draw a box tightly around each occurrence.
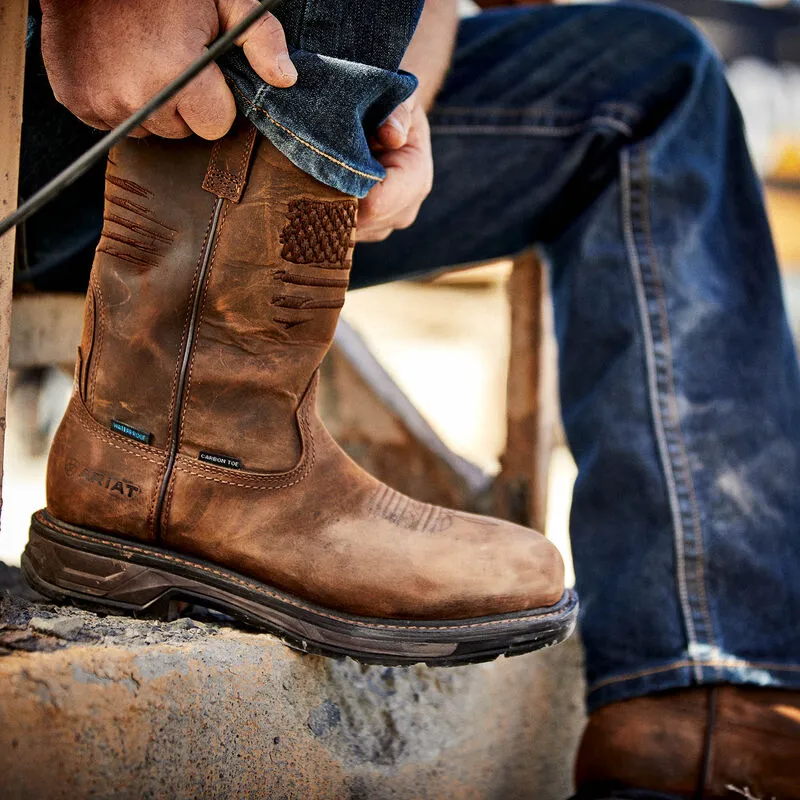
[202,118,258,202]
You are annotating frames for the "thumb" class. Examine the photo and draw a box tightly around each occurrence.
[217,0,297,88]
[376,99,413,150]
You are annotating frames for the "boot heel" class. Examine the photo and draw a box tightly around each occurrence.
[22,524,183,619]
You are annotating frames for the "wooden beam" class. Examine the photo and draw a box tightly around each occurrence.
[0,0,29,529]
[320,319,492,511]
[493,251,558,532]
[10,294,85,370]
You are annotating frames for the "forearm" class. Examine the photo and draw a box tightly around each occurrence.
[401,0,459,111]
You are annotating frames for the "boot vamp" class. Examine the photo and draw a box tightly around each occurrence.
[166,415,565,620]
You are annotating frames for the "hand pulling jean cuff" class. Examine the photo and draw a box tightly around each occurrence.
[220,49,418,198]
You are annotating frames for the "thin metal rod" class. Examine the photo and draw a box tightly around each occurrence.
[0,0,280,240]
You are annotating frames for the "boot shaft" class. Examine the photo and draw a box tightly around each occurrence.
[50,121,357,539]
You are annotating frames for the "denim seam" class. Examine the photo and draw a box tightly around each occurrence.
[238,84,383,182]
[621,146,717,683]
[636,145,718,657]
[297,0,308,51]
[429,116,633,137]
[432,101,641,118]
[588,657,800,694]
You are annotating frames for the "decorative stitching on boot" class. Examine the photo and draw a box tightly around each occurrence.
[173,390,316,490]
[166,203,217,444]
[87,278,105,415]
[104,192,177,232]
[176,202,230,449]
[157,199,219,535]
[96,247,157,269]
[273,270,350,289]
[73,405,163,466]
[279,199,357,268]
[103,212,174,244]
[202,123,257,201]
[271,295,345,311]
[367,485,454,534]
[165,201,231,531]
[106,174,152,198]
[273,317,312,330]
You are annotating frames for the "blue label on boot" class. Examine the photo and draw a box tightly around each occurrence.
[111,420,152,444]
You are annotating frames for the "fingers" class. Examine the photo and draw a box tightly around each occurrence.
[141,108,193,139]
[218,0,297,88]
[358,100,433,242]
[375,99,413,150]
[357,181,416,241]
[73,114,147,139]
[71,113,111,132]
[176,62,237,139]
[357,158,425,241]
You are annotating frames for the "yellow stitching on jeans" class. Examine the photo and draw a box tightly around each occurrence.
[636,143,717,648]
[622,148,708,681]
[433,102,640,117]
[232,85,383,182]
[429,115,633,138]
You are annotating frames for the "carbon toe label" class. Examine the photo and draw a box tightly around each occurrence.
[198,451,242,470]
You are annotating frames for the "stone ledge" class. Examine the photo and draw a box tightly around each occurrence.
[0,565,585,800]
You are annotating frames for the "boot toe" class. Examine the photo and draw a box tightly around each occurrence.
[409,512,567,619]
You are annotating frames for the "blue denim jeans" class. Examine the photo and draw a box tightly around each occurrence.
[19,2,800,712]
[221,0,423,197]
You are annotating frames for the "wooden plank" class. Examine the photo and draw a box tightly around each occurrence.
[10,294,85,369]
[320,319,492,511]
[322,264,557,530]
[0,0,30,529]
[493,251,557,532]
[765,186,800,273]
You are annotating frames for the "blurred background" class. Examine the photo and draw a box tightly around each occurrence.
[6,0,800,583]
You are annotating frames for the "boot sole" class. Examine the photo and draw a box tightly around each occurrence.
[23,510,579,667]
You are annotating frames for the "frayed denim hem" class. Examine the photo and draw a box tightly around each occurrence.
[587,656,800,712]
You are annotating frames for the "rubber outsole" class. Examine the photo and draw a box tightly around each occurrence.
[23,510,579,667]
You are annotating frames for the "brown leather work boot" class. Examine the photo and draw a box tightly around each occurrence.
[574,686,800,799]
[22,119,577,666]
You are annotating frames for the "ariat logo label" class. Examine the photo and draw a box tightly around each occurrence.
[111,420,151,444]
[198,451,242,470]
[64,458,142,499]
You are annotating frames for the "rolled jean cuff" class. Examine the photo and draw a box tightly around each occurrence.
[220,49,418,198]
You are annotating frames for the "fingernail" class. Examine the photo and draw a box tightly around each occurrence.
[388,115,407,137]
[277,53,298,82]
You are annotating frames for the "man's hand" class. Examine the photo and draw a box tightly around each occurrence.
[357,93,434,242]
[40,0,297,140]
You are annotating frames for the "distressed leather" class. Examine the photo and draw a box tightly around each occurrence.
[575,686,800,799]
[46,121,565,620]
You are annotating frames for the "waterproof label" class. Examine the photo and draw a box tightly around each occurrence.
[111,420,152,445]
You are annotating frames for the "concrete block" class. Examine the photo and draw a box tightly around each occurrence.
[0,565,586,800]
